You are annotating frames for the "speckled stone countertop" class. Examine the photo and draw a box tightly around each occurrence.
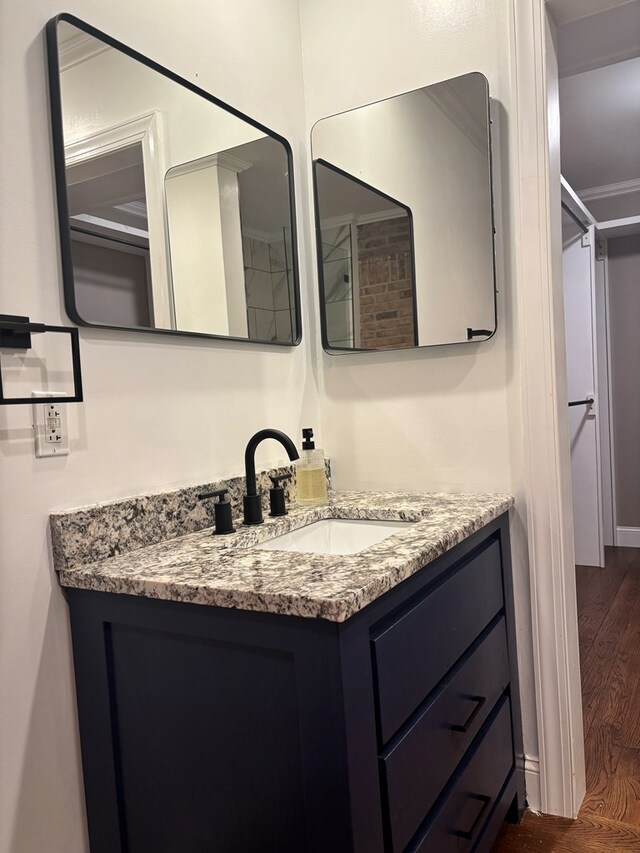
[54,490,513,622]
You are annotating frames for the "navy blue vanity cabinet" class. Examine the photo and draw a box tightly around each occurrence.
[66,513,524,853]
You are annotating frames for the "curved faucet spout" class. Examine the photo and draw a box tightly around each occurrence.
[244,428,299,500]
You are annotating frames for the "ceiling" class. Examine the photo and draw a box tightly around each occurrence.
[560,57,640,191]
[556,0,640,76]
[558,0,640,218]
[548,0,638,26]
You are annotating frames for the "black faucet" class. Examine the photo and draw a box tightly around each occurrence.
[243,428,299,525]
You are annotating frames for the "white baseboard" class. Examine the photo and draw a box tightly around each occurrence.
[524,755,541,812]
[617,526,640,548]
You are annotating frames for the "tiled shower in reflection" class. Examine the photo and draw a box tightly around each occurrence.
[321,224,355,348]
[243,229,295,343]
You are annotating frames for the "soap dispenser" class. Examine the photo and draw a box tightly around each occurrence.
[296,428,328,506]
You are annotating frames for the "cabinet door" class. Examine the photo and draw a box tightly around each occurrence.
[106,622,306,853]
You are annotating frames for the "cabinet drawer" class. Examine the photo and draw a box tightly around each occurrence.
[410,696,514,853]
[473,770,518,853]
[382,617,510,852]
[372,539,504,742]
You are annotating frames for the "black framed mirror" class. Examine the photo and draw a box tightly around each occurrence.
[311,72,496,352]
[46,14,301,346]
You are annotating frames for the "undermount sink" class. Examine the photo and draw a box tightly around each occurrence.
[254,518,414,556]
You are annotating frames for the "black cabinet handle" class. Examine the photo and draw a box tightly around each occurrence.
[450,695,486,733]
[454,793,493,840]
[568,397,594,408]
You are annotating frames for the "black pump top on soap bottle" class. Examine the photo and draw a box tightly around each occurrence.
[302,428,315,450]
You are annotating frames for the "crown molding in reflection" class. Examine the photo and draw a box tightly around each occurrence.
[423,83,487,154]
[58,30,111,72]
[64,113,157,166]
[319,208,406,233]
[166,152,253,181]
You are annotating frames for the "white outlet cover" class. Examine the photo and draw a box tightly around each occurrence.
[32,391,70,457]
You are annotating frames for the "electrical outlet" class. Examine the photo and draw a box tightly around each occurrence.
[32,392,70,457]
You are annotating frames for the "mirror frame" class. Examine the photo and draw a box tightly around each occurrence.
[46,13,302,347]
[311,74,498,354]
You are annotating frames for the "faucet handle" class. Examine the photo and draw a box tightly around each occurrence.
[269,474,292,517]
[198,488,235,535]
[269,474,292,488]
[198,488,229,503]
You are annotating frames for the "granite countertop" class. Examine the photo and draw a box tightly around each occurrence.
[55,490,514,622]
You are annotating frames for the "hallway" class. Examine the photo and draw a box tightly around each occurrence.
[493,547,640,850]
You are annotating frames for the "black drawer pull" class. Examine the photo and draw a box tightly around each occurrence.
[454,793,492,840]
[451,695,486,733]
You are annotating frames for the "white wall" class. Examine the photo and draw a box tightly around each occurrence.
[608,234,640,528]
[300,0,538,793]
[301,0,518,491]
[0,2,317,852]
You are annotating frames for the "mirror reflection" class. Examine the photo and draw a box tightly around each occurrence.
[315,163,417,350]
[50,17,300,344]
[312,72,496,351]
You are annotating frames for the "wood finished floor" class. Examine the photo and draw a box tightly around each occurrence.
[493,546,640,852]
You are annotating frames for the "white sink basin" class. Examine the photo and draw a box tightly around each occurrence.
[254,518,414,556]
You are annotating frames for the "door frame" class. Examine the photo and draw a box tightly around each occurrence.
[64,111,175,329]
[510,0,586,817]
